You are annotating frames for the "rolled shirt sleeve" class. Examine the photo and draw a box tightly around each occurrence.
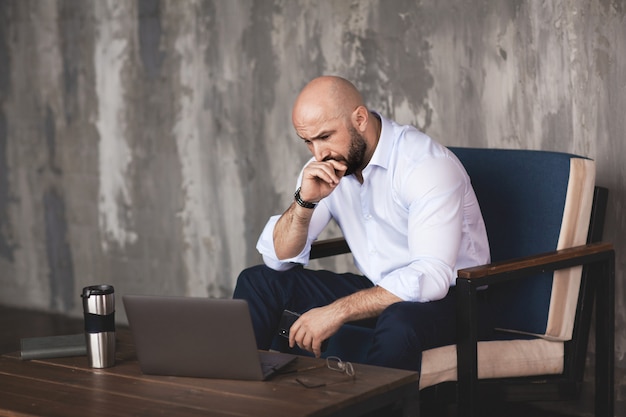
[256,173,333,271]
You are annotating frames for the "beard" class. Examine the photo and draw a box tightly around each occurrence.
[325,126,367,176]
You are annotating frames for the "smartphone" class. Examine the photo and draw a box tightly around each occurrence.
[278,310,301,339]
[277,309,328,352]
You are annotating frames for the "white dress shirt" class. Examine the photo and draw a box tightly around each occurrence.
[257,114,490,302]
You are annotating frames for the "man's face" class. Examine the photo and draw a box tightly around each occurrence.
[295,115,367,177]
[327,126,367,176]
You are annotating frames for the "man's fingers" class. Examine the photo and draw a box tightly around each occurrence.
[326,159,348,177]
[288,319,317,355]
[304,160,346,185]
[298,164,344,204]
[311,341,322,358]
[305,166,339,186]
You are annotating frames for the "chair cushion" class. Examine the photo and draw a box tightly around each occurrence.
[420,339,564,389]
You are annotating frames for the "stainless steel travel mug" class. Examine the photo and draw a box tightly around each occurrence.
[81,284,116,368]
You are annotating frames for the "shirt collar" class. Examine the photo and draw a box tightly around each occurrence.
[364,111,393,172]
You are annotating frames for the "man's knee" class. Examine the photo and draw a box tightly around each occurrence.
[366,302,423,370]
[236,264,267,284]
[378,302,414,326]
[233,265,274,298]
[373,300,455,350]
[233,264,300,301]
[377,297,458,353]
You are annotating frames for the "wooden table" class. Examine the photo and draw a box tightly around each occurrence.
[0,328,419,417]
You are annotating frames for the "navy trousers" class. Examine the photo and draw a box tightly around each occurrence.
[233,264,492,372]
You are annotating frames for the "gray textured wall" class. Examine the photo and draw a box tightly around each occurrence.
[1,0,624,379]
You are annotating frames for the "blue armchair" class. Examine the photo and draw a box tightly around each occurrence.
[309,148,615,417]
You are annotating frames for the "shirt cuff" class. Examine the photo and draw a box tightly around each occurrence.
[256,215,312,271]
[377,261,454,302]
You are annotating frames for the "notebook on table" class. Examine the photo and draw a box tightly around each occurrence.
[122,295,296,381]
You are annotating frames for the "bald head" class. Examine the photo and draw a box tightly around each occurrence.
[292,76,365,129]
[290,76,381,180]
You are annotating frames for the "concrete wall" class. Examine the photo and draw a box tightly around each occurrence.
[1,0,624,379]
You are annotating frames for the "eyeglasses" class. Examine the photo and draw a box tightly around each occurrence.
[325,356,355,377]
[294,356,356,388]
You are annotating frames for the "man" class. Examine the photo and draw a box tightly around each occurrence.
[233,76,490,371]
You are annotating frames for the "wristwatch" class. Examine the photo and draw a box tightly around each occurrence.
[294,187,317,209]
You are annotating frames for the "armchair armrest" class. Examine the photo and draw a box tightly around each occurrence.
[310,237,351,259]
[457,241,614,284]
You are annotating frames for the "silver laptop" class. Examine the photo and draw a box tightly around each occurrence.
[122,295,296,380]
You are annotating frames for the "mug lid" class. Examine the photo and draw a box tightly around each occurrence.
[81,284,114,298]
